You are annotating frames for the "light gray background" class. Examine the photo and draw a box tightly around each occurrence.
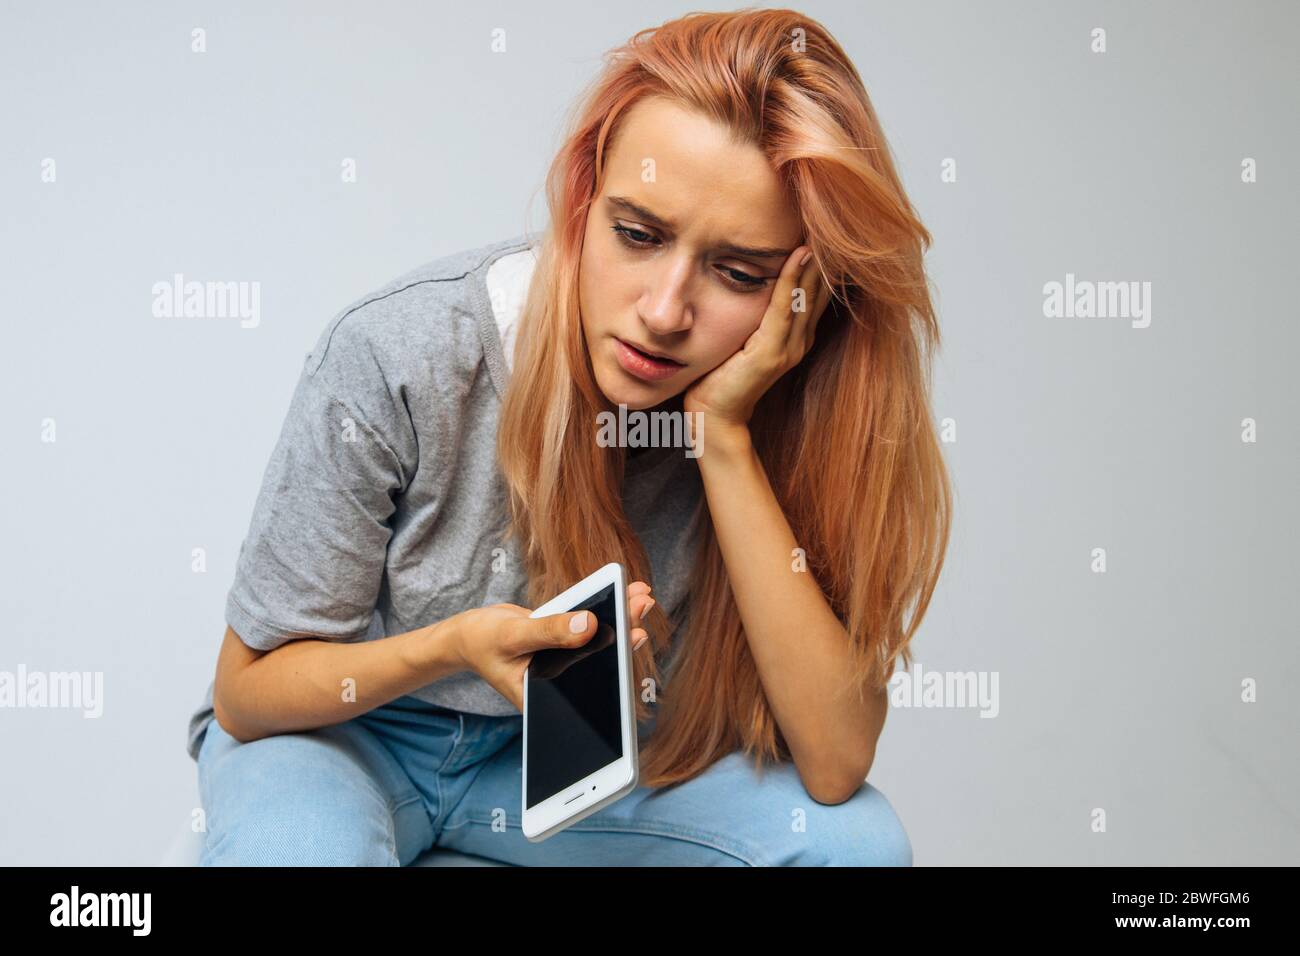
[2,0,1295,865]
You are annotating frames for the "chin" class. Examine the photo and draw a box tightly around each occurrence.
[595,366,667,411]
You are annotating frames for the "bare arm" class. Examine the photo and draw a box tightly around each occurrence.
[696,424,884,805]
[212,618,465,743]
[213,585,657,743]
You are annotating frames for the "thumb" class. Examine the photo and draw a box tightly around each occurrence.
[536,609,596,650]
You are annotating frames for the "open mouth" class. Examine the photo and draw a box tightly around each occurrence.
[614,337,685,381]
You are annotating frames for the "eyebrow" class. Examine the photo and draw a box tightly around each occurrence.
[604,195,795,260]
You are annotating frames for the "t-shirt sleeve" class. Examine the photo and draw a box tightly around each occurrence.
[224,320,417,652]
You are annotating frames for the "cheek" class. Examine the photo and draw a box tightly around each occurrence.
[697,300,766,364]
[579,239,622,323]
[578,254,605,339]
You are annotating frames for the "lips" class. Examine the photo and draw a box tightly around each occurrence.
[614,337,685,382]
[620,338,682,365]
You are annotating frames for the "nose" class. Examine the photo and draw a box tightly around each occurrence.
[637,253,694,335]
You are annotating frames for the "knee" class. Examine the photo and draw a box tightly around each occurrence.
[198,730,400,866]
[778,782,913,867]
[827,782,912,866]
[201,806,399,866]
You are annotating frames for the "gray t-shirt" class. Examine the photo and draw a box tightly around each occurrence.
[185,233,704,761]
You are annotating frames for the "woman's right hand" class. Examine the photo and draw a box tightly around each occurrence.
[450,581,655,711]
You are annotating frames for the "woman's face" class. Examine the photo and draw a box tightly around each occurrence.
[579,95,805,412]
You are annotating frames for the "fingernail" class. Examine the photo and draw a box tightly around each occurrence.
[642,598,655,618]
[799,250,813,267]
[570,611,589,633]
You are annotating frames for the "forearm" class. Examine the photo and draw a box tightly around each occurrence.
[697,424,882,803]
[214,617,465,743]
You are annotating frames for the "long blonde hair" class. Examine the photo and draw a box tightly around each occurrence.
[497,8,951,789]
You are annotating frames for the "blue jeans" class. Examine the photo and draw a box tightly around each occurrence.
[196,693,912,866]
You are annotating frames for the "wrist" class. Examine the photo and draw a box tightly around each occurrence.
[408,614,469,679]
[698,419,753,462]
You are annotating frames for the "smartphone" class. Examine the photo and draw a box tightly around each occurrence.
[521,562,640,842]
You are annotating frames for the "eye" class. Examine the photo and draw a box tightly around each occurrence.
[611,223,658,247]
[610,223,771,294]
[717,266,767,292]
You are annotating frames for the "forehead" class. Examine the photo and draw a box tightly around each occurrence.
[600,96,801,247]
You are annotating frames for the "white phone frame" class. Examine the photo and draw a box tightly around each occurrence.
[521,561,640,843]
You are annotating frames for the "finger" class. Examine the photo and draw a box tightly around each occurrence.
[753,245,811,353]
[630,593,655,621]
[777,245,812,325]
[791,250,822,344]
[796,261,829,353]
[628,580,652,597]
[531,609,596,651]
[631,628,648,650]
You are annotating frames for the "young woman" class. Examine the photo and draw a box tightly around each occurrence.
[187,8,950,866]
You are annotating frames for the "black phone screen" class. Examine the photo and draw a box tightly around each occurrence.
[525,582,624,808]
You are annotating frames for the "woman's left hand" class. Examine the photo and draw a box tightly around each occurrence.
[683,244,831,434]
